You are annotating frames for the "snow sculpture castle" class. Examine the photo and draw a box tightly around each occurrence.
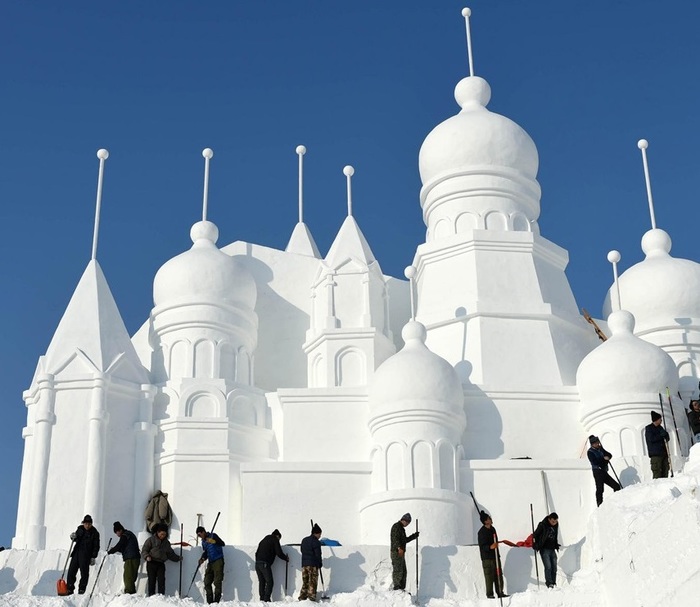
[13,9,700,552]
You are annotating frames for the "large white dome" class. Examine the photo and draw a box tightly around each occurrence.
[153,220,256,310]
[418,76,539,188]
[602,229,700,331]
[370,321,464,416]
[577,310,678,406]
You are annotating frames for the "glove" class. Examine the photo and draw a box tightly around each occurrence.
[70,533,76,540]
[206,538,216,544]
[90,558,96,566]
[198,558,205,566]
[284,554,290,562]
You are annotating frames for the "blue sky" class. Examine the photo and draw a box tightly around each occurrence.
[1,0,699,545]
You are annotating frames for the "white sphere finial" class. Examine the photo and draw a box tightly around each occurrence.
[404,266,417,280]
[607,250,621,264]
[462,7,471,17]
[637,139,649,150]
[202,148,214,159]
[296,145,307,155]
[97,149,109,160]
[343,165,354,177]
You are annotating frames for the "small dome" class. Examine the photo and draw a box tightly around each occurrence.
[602,229,700,331]
[153,220,256,309]
[370,321,463,413]
[418,76,539,187]
[577,310,678,405]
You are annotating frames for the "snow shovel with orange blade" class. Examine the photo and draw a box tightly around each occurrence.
[57,539,75,595]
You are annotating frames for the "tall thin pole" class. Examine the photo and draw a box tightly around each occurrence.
[530,504,540,588]
[415,519,419,597]
[637,139,657,229]
[90,149,109,261]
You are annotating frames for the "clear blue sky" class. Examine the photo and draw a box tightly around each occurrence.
[1,0,699,545]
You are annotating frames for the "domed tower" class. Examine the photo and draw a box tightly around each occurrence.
[409,9,596,460]
[359,320,469,546]
[149,150,273,542]
[603,142,700,400]
[578,309,681,460]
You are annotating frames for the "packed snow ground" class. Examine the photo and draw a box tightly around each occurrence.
[3,447,700,607]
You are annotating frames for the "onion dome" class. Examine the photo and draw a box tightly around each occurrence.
[369,321,465,434]
[419,77,538,185]
[602,229,700,332]
[153,220,256,310]
[577,310,678,406]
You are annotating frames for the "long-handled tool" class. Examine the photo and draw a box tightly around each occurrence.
[530,504,540,588]
[310,519,330,601]
[185,511,221,598]
[56,538,75,595]
[178,522,184,596]
[666,387,683,454]
[658,393,675,477]
[414,519,419,600]
[285,556,289,597]
[86,538,113,607]
[494,530,505,607]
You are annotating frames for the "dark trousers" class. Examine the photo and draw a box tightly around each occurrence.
[481,559,504,598]
[391,554,407,590]
[540,548,557,586]
[123,558,140,594]
[146,560,166,596]
[650,455,669,479]
[204,558,225,602]
[255,561,274,601]
[593,468,621,505]
[66,554,90,593]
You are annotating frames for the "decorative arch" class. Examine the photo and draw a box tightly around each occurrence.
[237,347,251,384]
[511,212,531,232]
[218,342,237,382]
[433,218,453,239]
[410,440,434,489]
[455,212,478,233]
[193,339,215,379]
[335,348,366,387]
[386,441,406,491]
[485,211,507,231]
[437,439,456,491]
[311,354,324,388]
[184,391,220,418]
[229,394,257,426]
[168,339,191,380]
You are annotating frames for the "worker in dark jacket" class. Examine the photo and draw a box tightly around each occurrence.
[255,529,289,601]
[477,512,506,599]
[66,514,100,595]
[389,513,419,591]
[141,524,181,596]
[298,523,323,601]
[645,411,671,478]
[587,435,621,506]
[108,521,140,594]
[196,526,226,603]
[687,400,700,442]
[533,513,560,588]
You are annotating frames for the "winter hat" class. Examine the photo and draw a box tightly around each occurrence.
[82,515,93,524]
[273,529,282,539]
[196,526,206,534]
[588,435,600,446]
[479,510,491,524]
[548,512,559,520]
[113,521,124,533]
[400,513,412,523]
[651,411,662,422]
[312,523,322,535]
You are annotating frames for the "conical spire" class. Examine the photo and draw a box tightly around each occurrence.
[42,260,148,381]
[285,145,321,257]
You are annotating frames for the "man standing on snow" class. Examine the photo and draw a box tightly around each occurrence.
[645,411,670,479]
[255,528,289,601]
[533,513,560,588]
[66,514,100,595]
[107,521,140,594]
[141,523,181,596]
[197,525,226,603]
[298,523,323,601]
[587,435,621,506]
[389,513,419,591]
[477,512,506,600]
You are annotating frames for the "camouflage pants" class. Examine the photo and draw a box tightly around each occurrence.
[298,566,318,600]
[391,554,407,590]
